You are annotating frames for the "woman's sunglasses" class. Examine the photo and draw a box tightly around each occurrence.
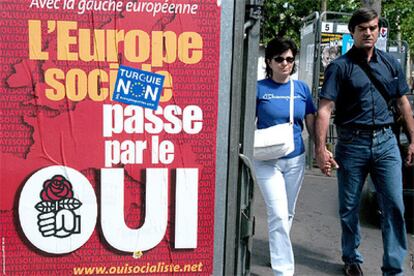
[273,56,295,63]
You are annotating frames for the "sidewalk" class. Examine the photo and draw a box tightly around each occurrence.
[250,169,414,276]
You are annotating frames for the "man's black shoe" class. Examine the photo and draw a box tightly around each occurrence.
[343,263,363,276]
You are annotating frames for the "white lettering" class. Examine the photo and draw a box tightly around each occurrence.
[102,104,203,137]
[101,168,168,252]
[20,166,199,254]
[175,168,198,248]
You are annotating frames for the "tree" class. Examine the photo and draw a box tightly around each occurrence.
[261,0,359,45]
[261,0,315,45]
[382,0,414,57]
[361,0,381,14]
[261,0,414,59]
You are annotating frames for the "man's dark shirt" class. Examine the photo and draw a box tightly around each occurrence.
[320,46,409,127]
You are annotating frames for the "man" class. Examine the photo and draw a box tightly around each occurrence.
[315,7,414,276]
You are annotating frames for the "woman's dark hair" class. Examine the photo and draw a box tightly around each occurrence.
[348,7,379,33]
[265,37,297,79]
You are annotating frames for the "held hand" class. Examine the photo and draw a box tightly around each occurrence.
[325,152,339,177]
[326,150,339,169]
[316,147,339,176]
[405,143,414,166]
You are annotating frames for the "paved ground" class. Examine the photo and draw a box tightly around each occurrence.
[251,170,414,276]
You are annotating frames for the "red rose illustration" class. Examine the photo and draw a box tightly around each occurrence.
[40,175,73,201]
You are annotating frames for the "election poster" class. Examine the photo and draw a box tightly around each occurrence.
[0,0,221,274]
[319,33,344,87]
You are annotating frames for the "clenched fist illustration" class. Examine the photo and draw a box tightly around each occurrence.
[35,175,82,238]
[37,209,80,237]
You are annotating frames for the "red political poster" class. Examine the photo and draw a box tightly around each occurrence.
[0,0,220,274]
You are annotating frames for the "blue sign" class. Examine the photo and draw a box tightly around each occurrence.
[112,65,165,110]
[342,34,354,55]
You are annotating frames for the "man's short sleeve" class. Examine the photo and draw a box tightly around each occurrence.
[320,62,343,101]
[394,59,410,96]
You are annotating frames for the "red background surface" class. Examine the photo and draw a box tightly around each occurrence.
[0,0,220,274]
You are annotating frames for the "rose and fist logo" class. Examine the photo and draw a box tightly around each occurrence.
[35,175,82,238]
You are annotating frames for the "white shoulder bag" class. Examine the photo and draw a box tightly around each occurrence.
[253,79,295,160]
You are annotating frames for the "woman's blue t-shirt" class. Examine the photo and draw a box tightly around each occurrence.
[256,78,316,159]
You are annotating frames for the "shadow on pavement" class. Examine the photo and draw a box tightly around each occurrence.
[251,238,270,267]
[252,238,344,275]
[293,243,343,274]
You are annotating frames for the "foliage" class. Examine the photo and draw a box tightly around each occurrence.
[261,0,359,45]
[261,0,317,46]
[382,0,414,56]
[261,0,414,59]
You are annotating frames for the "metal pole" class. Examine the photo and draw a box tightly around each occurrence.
[224,1,262,274]
[224,1,246,274]
[321,0,327,21]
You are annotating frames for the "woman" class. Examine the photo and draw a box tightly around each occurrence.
[254,37,316,276]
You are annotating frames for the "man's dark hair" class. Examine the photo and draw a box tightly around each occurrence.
[265,37,297,78]
[348,7,379,33]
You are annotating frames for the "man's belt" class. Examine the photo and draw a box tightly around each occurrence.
[343,124,393,131]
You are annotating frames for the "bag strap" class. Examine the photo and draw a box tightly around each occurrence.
[346,49,393,111]
[289,79,294,125]
[357,61,392,104]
